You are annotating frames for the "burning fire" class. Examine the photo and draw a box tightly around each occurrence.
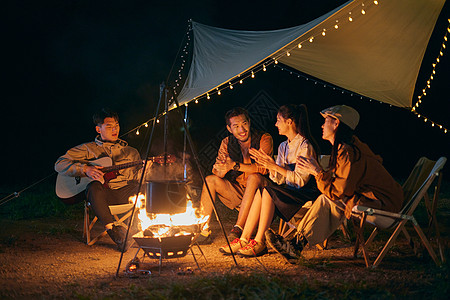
[128,193,208,238]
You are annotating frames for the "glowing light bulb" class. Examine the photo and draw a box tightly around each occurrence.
[263,64,266,71]
[361,9,366,14]
[309,37,314,42]
[136,129,140,135]
[195,99,198,103]
[335,24,339,29]
[185,103,188,107]
[286,52,290,56]
[157,119,160,123]
[374,1,378,5]
[349,16,353,22]
[218,90,221,95]
[440,51,443,56]
[298,43,302,48]
[207,93,210,99]
[251,71,255,78]
[229,82,233,89]
[424,118,427,122]
[437,58,440,63]
[239,79,243,84]
[144,123,148,127]
[274,60,278,64]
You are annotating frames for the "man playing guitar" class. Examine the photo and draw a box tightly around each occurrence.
[55,108,152,252]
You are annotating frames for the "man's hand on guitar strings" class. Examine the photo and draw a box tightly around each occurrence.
[83,165,104,181]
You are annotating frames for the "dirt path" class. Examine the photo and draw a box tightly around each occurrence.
[0,209,447,299]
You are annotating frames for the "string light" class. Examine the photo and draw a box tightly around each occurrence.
[188,1,396,113]
[217,90,221,95]
[229,82,233,89]
[136,129,139,135]
[191,0,381,104]
[410,18,448,133]
[144,123,148,127]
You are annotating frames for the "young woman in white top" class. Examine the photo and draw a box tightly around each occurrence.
[219,104,320,256]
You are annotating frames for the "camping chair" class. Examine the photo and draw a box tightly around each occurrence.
[83,201,135,246]
[352,156,446,268]
[277,155,350,249]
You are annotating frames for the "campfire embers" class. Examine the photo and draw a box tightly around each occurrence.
[132,223,200,259]
[126,191,207,274]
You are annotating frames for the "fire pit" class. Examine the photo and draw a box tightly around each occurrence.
[126,194,208,275]
[133,224,199,259]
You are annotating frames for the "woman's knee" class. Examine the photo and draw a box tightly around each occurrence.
[246,173,263,185]
[205,174,218,186]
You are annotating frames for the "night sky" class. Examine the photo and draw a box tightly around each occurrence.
[3,0,449,191]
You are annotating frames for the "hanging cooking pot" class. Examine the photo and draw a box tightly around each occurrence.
[146,180,187,214]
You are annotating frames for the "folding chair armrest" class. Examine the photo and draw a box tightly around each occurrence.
[354,206,414,222]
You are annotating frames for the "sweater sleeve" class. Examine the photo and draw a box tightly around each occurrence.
[286,141,314,189]
[316,146,363,201]
[54,144,93,177]
[255,133,273,175]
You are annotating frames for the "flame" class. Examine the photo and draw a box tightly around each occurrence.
[128,193,208,237]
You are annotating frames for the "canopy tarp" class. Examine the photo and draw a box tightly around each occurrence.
[178,0,445,108]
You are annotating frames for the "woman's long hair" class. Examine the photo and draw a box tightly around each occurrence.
[278,104,320,159]
[329,121,360,169]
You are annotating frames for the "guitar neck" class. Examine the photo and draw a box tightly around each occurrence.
[102,160,144,173]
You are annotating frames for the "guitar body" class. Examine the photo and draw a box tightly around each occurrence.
[55,157,113,204]
[55,154,170,204]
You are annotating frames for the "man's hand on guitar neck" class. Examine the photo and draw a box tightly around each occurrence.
[83,165,105,182]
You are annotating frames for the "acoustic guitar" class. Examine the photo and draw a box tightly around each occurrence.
[56,155,175,204]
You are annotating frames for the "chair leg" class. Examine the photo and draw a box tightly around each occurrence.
[354,213,370,267]
[412,220,440,266]
[339,219,351,241]
[278,219,285,236]
[365,227,378,248]
[83,203,90,244]
[373,220,407,267]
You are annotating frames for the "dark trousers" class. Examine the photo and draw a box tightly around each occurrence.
[85,181,140,225]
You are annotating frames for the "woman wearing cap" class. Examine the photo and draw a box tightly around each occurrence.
[265,104,404,262]
[219,104,320,257]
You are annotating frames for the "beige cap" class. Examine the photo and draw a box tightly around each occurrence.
[320,105,360,130]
